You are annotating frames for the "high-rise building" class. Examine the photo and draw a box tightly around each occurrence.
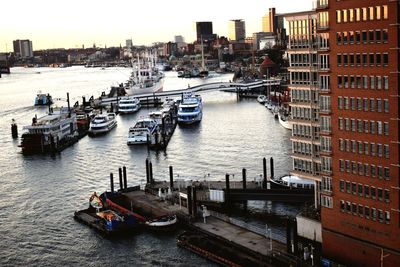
[262,8,277,33]
[228,19,246,41]
[318,0,400,266]
[285,11,322,207]
[174,35,184,43]
[126,39,133,48]
[196,22,215,42]
[13,39,33,58]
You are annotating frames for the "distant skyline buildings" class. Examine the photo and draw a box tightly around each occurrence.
[174,35,184,43]
[228,19,246,41]
[0,1,314,51]
[195,21,216,42]
[262,8,277,33]
[13,39,33,58]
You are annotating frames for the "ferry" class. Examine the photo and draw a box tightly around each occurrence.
[19,107,78,154]
[124,54,164,95]
[177,94,203,125]
[34,92,53,106]
[127,117,159,145]
[88,113,117,136]
[118,96,141,114]
[269,175,314,192]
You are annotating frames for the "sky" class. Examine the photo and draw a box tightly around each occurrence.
[0,0,312,51]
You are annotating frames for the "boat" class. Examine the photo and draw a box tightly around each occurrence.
[278,113,292,130]
[34,92,53,106]
[89,192,103,210]
[127,117,159,145]
[269,175,314,192]
[19,107,78,154]
[95,210,125,232]
[145,214,177,228]
[177,93,203,125]
[257,95,267,104]
[118,96,141,114]
[124,54,165,96]
[88,113,117,136]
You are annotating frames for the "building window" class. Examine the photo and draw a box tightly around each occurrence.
[375,30,381,43]
[364,185,370,198]
[321,195,333,208]
[382,29,388,42]
[371,208,377,220]
[383,5,388,19]
[384,168,390,180]
[340,180,345,192]
[346,201,351,213]
[358,204,363,217]
[370,76,375,89]
[385,211,390,224]
[340,200,345,212]
[365,206,370,218]
[346,181,350,193]
[369,53,374,66]
[383,76,389,89]
[375,6,381,20]
[383,53,388,66]
[384,145,389,159]
[384,189,390,203]
[371,187,376,199]
[364,142,369,155]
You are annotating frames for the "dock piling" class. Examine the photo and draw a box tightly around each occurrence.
[110,173,114,192]
[192,186,197,217]
[169,166,174,189]
[123,166,127,189]
[149,161,153,184]
[225,174,230,208]
[11,121,18,138]
[270,157,274,179]
[187,186,193,216]
[145,158,149,184]
[263,157,267,189]
[119,167,123,191]
[242,168,247,189]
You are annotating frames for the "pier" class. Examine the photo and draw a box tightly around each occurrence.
[75,158,317,266]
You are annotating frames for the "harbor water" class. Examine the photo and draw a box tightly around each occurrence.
[0,67,294,266]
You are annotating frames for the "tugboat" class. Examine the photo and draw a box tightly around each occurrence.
[34,92,53,106]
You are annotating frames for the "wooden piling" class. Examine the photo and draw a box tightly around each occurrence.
[187,186,193,216]
[225,174,230,208]
[286,217,291,253]
[263,157,267,189]
[11,122,18,138]
[293,218,298,255]
[270,157,274,178]
[119,167,123,190]
[145,158,149,184]
[123,166,127,189]
[110,173,114,192]
[192,186,197,217]
[149,161,153,184]
[242,168,247,189]
[169,166,174,189]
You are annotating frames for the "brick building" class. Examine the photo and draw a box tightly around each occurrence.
[318,0,400,266]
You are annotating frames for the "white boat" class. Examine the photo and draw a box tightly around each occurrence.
[278,113,292,130]
[257,95,267,104]
[177,93,203,125]
[19,107,78,154]
[127,117,159,145]
[88,113,117,135]
[270,175,314,191]
[118,96,141,114]
[34,92,53,106]
[124,54,165,96]
[145,214,177,228]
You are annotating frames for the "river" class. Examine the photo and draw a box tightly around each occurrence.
[0,66,294,266]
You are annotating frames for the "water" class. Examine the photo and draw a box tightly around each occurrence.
[0,67,293,266]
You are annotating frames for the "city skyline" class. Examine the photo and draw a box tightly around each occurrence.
[0,0,312,52]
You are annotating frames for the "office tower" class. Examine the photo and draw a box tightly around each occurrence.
[126,39,133,48]
[174,35,184,43]
[262,8,277,33]
[195,22,215,42]
[13,39,33,58]
[228,19,246,41]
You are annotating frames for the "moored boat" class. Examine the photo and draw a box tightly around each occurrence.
[269,175,314,192]
[19,107,78,154]
[145,214,177,228]
[88,113,117,136]
[257,95,267,104]
[278,113,292,130]
[118,96,141,114]
[127,117,159,145]
[177,93,202,125]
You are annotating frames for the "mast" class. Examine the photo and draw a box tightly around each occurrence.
[201,35,205,71]
[137,53,141,83]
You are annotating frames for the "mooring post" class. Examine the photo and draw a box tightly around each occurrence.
[293,218,298,255]
[242,168,247,189]
[169,166,174,189]
[187,186,192,216]
[286,217,292,253]
[123,166,127,189]
[192,186,197,217]
[119,167,123,191]
[225,173,230,208]
[270,157,274,179]
[263,157,267,189]
[110,173,114,192]
[149,161,153,184]
[145,158,149,184]
[11,121,18,138]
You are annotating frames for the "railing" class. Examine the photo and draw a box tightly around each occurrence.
[208,210,287,244]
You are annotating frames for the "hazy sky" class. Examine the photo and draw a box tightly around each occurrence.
[1,0,312,51]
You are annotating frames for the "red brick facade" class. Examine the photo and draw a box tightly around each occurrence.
[320,0,400,266]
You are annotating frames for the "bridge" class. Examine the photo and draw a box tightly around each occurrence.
[98,79,281,106]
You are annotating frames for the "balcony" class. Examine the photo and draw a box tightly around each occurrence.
[315,0,329,10]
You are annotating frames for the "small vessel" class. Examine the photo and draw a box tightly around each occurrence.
[88,113,117,136]
[34,92,53,106]
[269,175,315,191]
[177,93,203,125]
[278,113,292,130]
[118,96,141,114]
[19,107,78,154]
[257,95,267,104]
[145,214,177,228]
[127,117,159,145]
